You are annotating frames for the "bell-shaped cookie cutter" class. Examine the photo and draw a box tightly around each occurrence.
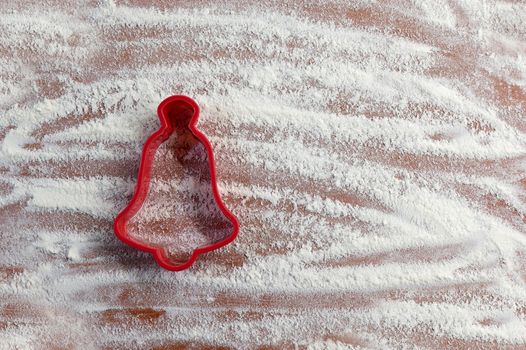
[114,95,239,271]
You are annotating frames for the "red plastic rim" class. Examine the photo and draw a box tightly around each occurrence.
[114,95,239,271]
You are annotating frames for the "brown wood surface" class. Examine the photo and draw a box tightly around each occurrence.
[1,0,526,349]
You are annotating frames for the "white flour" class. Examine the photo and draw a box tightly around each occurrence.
[1,0,526,349]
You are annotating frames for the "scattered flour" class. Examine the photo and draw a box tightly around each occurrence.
[0,0,526,349]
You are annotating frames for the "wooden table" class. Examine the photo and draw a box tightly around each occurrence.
[1,1,526,349]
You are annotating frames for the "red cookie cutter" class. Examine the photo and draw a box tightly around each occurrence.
[114,95,239,271]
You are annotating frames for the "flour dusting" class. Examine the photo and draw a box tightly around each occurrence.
[1,0,526,349]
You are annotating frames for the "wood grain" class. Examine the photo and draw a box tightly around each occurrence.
[1,0,526,349]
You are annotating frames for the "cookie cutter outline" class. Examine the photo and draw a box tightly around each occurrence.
[114,95,239,271]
